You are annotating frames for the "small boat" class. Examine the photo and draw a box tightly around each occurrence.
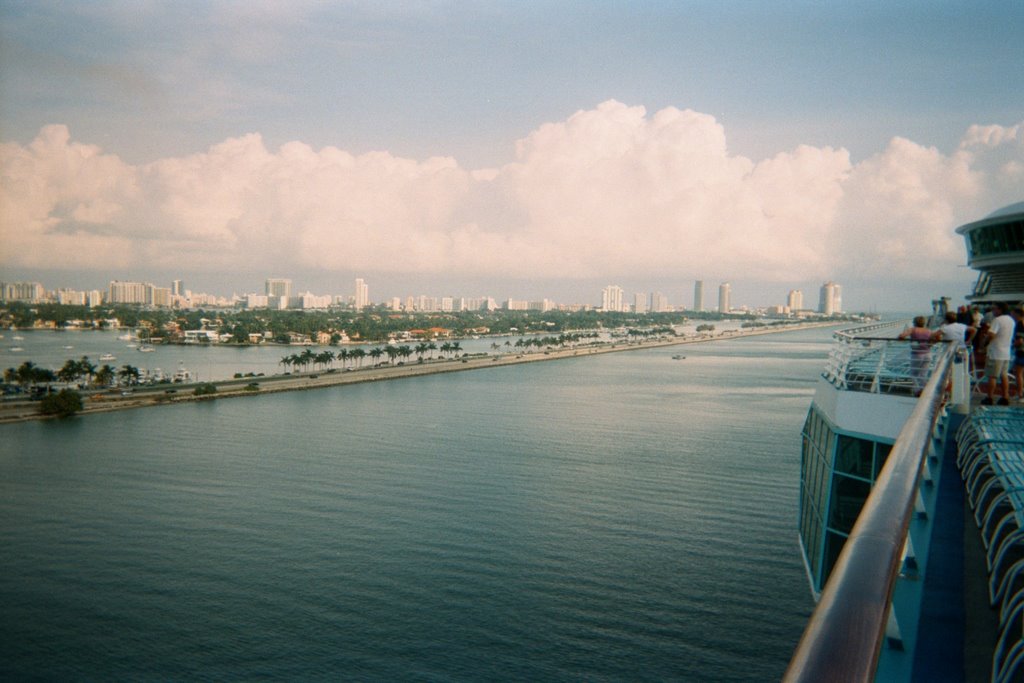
[9,346,23,352]
[137,345,155,353]
[672,354,686,360]
[125,343,137,349]
[173,363,192,383]
[12,335,25,341]
[64,345,74,350]
[100,353,116,362]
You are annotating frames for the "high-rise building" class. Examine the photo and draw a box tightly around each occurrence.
[1,281,45,303]
[505,299,529,311]
[172,279,184,297]
[354,278,369,309]
[150,286,172,308]
[108,280,149,304]
[634,292,648,314]
[602,285,624,312]
[818,281,841,315]
[650,292,670,313]
[265,278,292,298]
[718,282,731,313]
[693,280,704,312]
[787,289,804,311]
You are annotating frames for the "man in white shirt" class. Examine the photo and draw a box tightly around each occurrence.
[932,312,974,350]
[982,302,1015,405]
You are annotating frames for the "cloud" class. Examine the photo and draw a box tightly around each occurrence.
[2,101,1021,285]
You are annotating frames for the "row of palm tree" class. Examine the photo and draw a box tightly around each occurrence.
[4,357,142,389]
[280,341,467,374]
[494,332,597,353]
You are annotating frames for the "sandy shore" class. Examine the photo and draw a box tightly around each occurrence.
[0,322,841,424]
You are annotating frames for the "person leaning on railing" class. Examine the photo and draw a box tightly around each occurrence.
[932,311,975,364]
[899,316,934,397]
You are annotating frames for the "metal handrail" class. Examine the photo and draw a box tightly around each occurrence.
[833,320,907,340]
[783,340,958,682]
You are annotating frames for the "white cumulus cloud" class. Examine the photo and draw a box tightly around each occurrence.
[1,101,1021,285]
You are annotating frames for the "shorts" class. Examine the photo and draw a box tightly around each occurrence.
[986,357,1010,378]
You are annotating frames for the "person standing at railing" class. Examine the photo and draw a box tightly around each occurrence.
[981,302,1015,406]
[899,316,934,396]
[932,312,975,357]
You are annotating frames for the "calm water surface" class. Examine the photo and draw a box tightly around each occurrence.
[0,328,833,681]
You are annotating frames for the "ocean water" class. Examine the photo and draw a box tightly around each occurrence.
[0,327,833,681]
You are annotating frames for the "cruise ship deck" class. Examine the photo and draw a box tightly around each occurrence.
[785,322,1024,682]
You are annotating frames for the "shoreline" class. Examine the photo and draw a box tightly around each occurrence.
[0,322,842,424]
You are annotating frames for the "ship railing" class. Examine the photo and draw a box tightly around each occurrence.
[823,333,951,396]
[832,320,907,341]
[784,340,960,682]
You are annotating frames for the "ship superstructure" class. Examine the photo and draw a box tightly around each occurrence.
[786,202,1024,682]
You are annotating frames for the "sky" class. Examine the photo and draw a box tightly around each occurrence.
[1,1,1022,312]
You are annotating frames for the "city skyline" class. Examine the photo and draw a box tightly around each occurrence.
[2,3,1022,312]
[2,274,845,315]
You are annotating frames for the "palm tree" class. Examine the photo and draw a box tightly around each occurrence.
[299,347,316,372]
[416,342,429,361]
[427,342,437,359]
[15,361,38,388]
[95,364,115,387]
[451,341,462,358]
[118,364,141,386]
[351,348,366,368]
[338,348,349,369]
[315,350,334,371]
[385,346,399,365]
[369,347,383,366]
[58,359,79,384]
[78,356,96,384]
[440,342,452,358]
[398,345,413,363]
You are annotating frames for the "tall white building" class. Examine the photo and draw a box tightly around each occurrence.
[57,288,87,306]
[650,292,670,313]
[602,285,624,312]
[634,292,648,314]
[818,281,842,315]
[108,280,149,304]
[265,278,292,298]
[505,299,529,311]
[693,280,704,312]
[354,278,369,309]
[1,281,45,303]
[718,282,731,313]
[150,286,171,308]
[787,289,804,311]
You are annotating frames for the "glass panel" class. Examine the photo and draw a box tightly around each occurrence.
[836,434,874,478]
[823,531,849,584]
[828,473,872,534]
[873,442,893,480]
